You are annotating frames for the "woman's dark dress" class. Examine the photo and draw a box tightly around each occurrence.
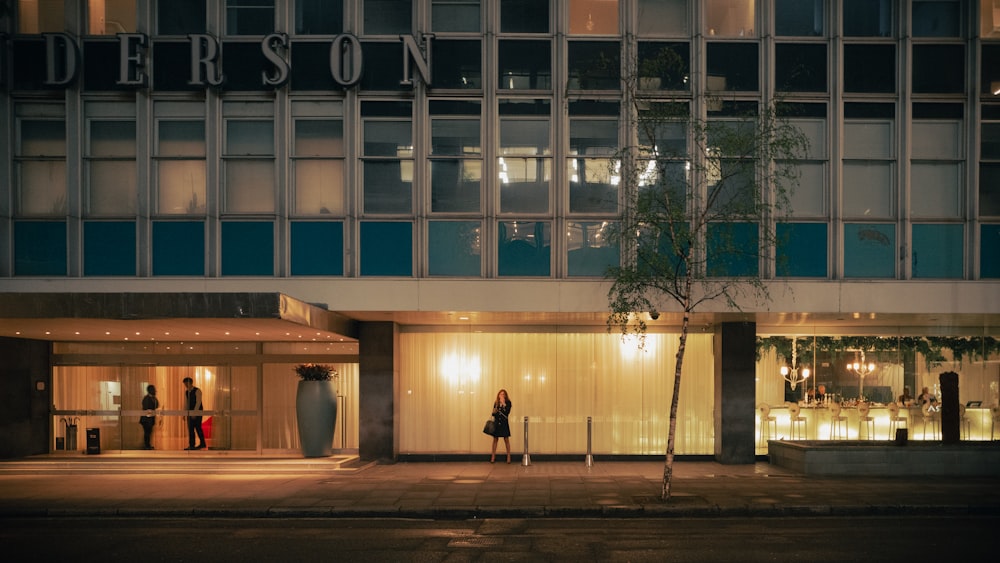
[492,401,512,438]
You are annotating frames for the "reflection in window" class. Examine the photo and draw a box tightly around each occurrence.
[157,0,206,35]
[17,0,65,32]
[429,221,481,276]
[637,42,690,91]
[912,224,963,279]
[500,0,548,33]
[88,0,136,34]
[16,116,67,217]
[567,221,618,276]
[705,0,755,38]
[775,0,823,37]
[775,43,826,92]
[226,0,274,36]
[706,43,759,91]
[499,101,551,213]
[498,221,550,276]
[432,0,480,32]
[637,0,687,36]
[498,40,552,90]
[844,223,895,278]
[295,0,343,35]
[913,0,963,37]
[87,118,137,216]
[433,40,482,89]
[567,41,620,90]
[364,0,412,35]
[843,44,895,93]
[431,101,482,213]
[568,0,619,35]
[843,0,893,37]
[569,103,619,214]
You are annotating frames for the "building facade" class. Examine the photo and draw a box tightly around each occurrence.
[0,1,998,462]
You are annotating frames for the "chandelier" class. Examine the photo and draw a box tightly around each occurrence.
[780,337,810,396]
[847,350,877,400]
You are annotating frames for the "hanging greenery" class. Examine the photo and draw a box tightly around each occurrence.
[756,335,1000,370]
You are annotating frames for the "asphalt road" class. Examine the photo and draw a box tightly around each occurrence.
[3,516,994,562]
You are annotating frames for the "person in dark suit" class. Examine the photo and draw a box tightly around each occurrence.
[490,389,512,464]
[183,377,206,450]
[139,384,159,449]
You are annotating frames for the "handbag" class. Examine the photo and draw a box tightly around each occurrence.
[483,418,496,436]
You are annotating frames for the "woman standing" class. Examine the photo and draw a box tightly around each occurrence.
[490,389,512,464]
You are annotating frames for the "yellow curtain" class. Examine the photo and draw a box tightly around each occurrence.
[399,331,715,455]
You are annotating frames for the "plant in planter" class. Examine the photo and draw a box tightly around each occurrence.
[294,363,339,457]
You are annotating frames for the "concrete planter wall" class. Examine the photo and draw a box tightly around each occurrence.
[768,440,1000,476]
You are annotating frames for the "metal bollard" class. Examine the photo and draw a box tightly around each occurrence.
[522,416,531,466]
[585,416,594,467]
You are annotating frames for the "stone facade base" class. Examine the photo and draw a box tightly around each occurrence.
[768,440,1000,476]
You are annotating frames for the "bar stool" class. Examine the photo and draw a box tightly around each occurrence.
[920,403,941,439]
[958,403,970,440]
[758,403,777,447]
[787,402,807,440]
[829,402,848,440]
[887,402,907,440]
[857,401,875,440]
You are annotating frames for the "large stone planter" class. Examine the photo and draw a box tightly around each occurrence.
[296,380,338,458]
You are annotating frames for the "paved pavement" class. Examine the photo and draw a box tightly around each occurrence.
[2,453,999,519]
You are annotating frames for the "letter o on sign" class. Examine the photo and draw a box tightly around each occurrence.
[330,34,363,87]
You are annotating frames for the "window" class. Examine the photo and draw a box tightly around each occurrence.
[152,221,205,275]
[567,221,618,276]
[779,103,828,218]
[86,113,137,217]
[842,103,895,220]
[364,0,411,35]
[432,0,480,32]
[981,45,1000,97]
[638,103,689,208]
[500,0,548,33]
[912,45,964,94]
[428,221,481,276]
[568,101,619,214]
[498,40,552,90]
[981,105,1000,217]
[15,107,66,217]
[498,221,551,276]
[155,104,206,215]
[430,100,482,213]
[844,223,895,278]
[221,221,274,275]
[911,104,964,219]
[360,42,408,91]
[157,0,206,35]
[226,0,274,35]
[291,221,344,275]
[362,101,413,214]
[568,41,620,90]
[775,43,826,93]
[843,44,895,93]
[222,102,275,214]
[291,101,345,216]
[982,0,1000,38]
[637,42,690,91]
[843,0,894,37]
[568,0,619,35]
[707,222,758,276]
[17,0,65,33]
[775,0,823,37]
[913,0,964,37]
[433,39,482,89]
[637,0,687,36]
[14,221,66,275]
[912,224,963,278]
[295,0,343,35]
[982,225,1000,278]
[706,43,759,91]
[360,222,412,276]
[706,118,758,216]
[776,223,827,277]
[87,0,136,35]
[84,221,136,276]
[499,100,551,214]
[705,0,755,38]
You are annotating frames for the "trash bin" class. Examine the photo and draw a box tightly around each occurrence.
[85,427,100,455]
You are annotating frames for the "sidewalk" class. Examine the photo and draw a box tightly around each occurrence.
[2,455,999,519]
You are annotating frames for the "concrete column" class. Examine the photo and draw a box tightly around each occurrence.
[0,337,52,459]
[713,322,756,464]
[358,321,398,463]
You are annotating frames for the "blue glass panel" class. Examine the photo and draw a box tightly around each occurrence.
[221,222,274,276]
[498,221,550,276]
[428,221,481,276]
[707,222,758,276]
[912,224,963,279]
[152,221,205,276]
[84,221,136,276]
[776,223,827,277]
[360,222,412,276]
[844,223,895,278]
[14,221,66,276]
[291,221,344,276]
[979,225,1000,279]
[568,221,618,277]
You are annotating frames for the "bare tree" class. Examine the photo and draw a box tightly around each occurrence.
[606,46,809,501]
